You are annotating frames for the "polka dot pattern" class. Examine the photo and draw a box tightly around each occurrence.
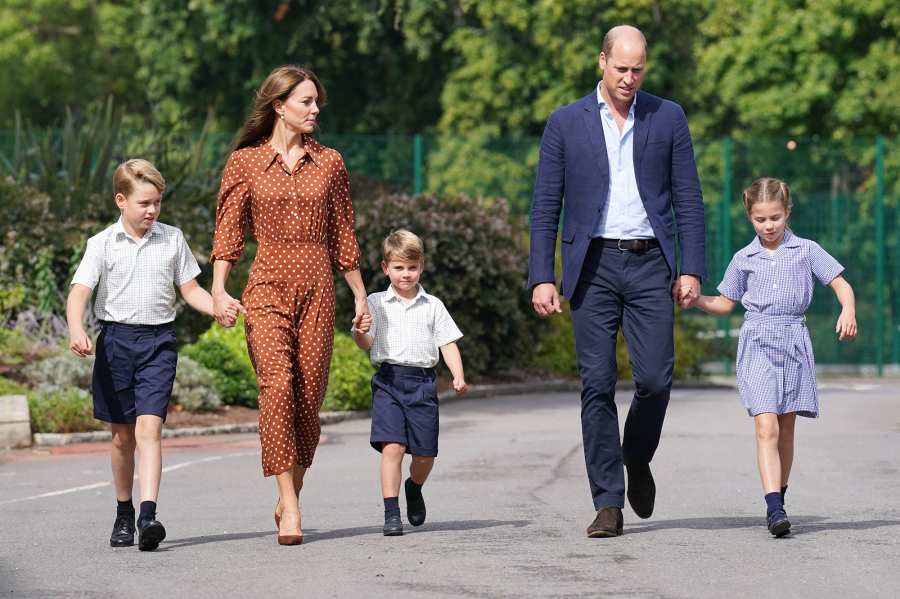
[211,137,361,476]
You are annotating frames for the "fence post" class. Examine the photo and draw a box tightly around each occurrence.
[719,137,733,374]
[875,137,885,376]
[412,134,424,195]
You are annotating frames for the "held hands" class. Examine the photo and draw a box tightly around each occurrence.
[835,310,858,340]
[452,378,468,395]
[532,282,562,317]
[352,312,372,334]
[213,291,246,328]
[69,329,93,357]
[672,275,701,309]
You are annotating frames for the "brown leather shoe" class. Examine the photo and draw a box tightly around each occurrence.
[586,507,623,538]
[625,461,655,519]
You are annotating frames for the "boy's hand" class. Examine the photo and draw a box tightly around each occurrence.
[216,298,245,328]
[836,310,857,340]
[452,378,468,395]
[353,313,372,334]
[69,330,93,357]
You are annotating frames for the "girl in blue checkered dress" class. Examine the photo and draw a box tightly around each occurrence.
[692,177,857,537]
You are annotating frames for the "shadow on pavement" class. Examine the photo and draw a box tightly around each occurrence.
[158,530,274,550]
[302,519,532,544]
[624,515,900,536]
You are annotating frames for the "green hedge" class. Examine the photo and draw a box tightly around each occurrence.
[323,332,374,412]
[184,319,373,411]
[28,387,103,434]
[182,317,258,407]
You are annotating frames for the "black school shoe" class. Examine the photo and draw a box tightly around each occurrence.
[383,514,404,536]
[110,515,135,547]
[405,478,426,527]
[767,509,791,538]
[137,518,167,551]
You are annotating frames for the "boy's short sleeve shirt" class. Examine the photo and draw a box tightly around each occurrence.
[366,285,463,368]
[716,230,843,316]
[71,218,201,325]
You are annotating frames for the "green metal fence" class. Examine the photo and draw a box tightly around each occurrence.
[315,133,898,374]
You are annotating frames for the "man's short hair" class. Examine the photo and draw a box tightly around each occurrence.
[601,25,647,57]
[113,159,166,198]
[382,229,424,263]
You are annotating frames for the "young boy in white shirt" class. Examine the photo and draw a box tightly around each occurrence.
[352,229,467,536]
[66,159,242,550]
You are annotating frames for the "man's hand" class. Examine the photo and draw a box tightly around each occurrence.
[69,329,93,357]
[672,275,700,309]
[532,282,562,317]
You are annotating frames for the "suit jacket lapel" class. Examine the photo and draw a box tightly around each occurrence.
[632,91,650,191]
[580,94,610,182]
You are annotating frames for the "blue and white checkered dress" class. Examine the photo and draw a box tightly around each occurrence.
[717,231,844,418]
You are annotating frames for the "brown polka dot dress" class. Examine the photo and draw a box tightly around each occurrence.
[211,137,360,476]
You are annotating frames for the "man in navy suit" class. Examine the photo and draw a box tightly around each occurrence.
[529,25,706,537]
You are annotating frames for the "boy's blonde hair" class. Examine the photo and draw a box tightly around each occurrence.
[113,159,166,198]
[742,177,792,214]
[382,229,424,263]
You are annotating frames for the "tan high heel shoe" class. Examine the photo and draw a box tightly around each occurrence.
[277,510,303,546]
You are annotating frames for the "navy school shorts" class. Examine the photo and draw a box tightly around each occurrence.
[370,363,439,457]
[92,321,177,424]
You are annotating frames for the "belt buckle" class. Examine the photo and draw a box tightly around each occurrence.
[616,239,626,251]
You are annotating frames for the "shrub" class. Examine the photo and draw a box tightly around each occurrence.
[28,387,102,434]
[182,318,258,407]
[323,332,374,412]
[339,178,539,378]
[0,376,27,396]
[22,352,94,395]
[171,355,223,412]
[530,306,712,382]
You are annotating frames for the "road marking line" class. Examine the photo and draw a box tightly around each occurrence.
[0,451,255,506]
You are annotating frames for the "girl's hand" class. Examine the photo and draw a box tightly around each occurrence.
[836,310,857,340]
[452,378,468,395]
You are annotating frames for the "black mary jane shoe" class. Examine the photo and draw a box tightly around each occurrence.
[110,515,135,547]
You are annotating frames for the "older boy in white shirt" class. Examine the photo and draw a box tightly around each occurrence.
[352,229,467,536]
[67,159,242,550]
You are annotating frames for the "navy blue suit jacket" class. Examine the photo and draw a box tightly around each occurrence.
[528,90,706,299]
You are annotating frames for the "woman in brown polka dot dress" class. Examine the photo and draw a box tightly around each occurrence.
[210,66,369,545]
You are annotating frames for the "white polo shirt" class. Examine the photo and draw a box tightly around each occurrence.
[364,284,463,368]
[71,218,201,325]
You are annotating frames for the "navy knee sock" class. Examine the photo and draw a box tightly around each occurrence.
[116,499,134,519]
[764,492,784,516]
[384,497,400,520]
[138,501,157,525]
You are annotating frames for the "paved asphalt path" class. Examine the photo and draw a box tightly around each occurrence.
[2,381,899,598]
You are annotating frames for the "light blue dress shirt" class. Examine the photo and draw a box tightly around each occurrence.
[593,82,655,240]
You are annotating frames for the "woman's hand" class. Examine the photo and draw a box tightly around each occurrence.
[213,291,242,328]
[353,295,369,326]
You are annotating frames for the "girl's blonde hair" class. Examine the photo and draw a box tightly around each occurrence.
[742,177,793,214]
[232,65,326,151]
[382,229,424,263]
[113,159,165,197]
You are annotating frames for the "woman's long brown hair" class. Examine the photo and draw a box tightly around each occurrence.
[232,65,327,151]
